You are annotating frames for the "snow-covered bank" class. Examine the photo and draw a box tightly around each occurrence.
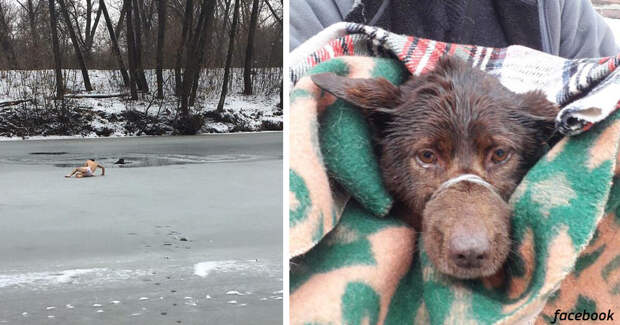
[0,68,282,138]
[0,130,282,142]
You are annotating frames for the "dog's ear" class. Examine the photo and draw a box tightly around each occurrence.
[310,73,402,114]
[518,90,561,145]
[520,90,559,122]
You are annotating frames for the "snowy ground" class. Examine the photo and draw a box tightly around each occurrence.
[0,68,282,139]
[0,133,283,324]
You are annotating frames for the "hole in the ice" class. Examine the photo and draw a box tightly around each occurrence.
[5,153,262,167]
[29,152,69,155]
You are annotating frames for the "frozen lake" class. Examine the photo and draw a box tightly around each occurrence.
[0,133,283,324]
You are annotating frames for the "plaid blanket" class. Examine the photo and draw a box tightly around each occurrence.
[289,23,620,324]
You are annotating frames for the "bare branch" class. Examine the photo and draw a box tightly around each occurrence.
[263,0,281,24]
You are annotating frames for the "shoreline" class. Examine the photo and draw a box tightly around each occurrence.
[0,130,283,142]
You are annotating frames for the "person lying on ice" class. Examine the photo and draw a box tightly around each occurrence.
[65,159,105,178]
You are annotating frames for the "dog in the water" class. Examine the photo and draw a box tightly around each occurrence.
[311,57,560,279]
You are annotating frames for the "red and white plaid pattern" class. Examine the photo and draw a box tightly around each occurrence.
[290,22,620,136]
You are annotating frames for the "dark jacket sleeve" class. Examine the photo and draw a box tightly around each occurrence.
[540,0,619,58]
[289,0,354,51]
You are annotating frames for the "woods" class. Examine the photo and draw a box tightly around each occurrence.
[0,0,283,136]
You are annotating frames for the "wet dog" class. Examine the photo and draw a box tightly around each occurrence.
[311,57,559,279]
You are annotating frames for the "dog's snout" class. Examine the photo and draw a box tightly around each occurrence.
[448,227,490,269]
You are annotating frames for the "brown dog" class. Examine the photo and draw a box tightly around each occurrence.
[311,57,560,279]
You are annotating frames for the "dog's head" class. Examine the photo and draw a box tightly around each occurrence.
[311,57,559,279]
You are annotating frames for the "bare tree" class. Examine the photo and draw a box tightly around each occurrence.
[174,0,193,96]
[242,0,259,95]
[156,0,166,98]
[125,0,138,99]
[189,0,216,106]
[132,0,148,91]
[115,2,126,39]
[136,0,153,63]
[16,0,41,62]
[58,0,93,91]
[179,0,214,111]
[0,3,18,69]
[263,0,280,24]
[264,0,282,106]
[215,0,231,66]
[48,0,64,99]
[84,1,102,59]
[100,0,129,86]
[216,0,239,113]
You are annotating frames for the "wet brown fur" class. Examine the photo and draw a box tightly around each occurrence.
[311,57,560,278]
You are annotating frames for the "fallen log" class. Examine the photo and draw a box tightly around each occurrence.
[0,99,31,107]
[64,93,129,99]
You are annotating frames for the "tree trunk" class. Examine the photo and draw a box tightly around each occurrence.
[174,0,193,96]
[132,0,149,92]
[215,0,231,66]
[279,80,283,108]
[85,0,92,49]
[175,0,216,134]
[189,0,217,106]
[216,0,240,113]
[243,0,259,95]
[156,0,166,98]
[27,0,39,65]
[182,0,216,108]
[263,0,281,24]
[0,4,18,69]
[180,0,206,114]
[85,6,102,59]
[100,0,129,86]
[115,4,126,39]
[58,0,93,91]
[48,0,64,99]
[125,0,138,99]
[137,0,152,65]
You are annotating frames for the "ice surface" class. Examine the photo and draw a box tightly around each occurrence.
[0,134,283,324]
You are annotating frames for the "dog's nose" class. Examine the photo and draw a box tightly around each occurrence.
[448,230,490,269]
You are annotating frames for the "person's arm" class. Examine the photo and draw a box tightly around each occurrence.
[290,0,354,50]
[98,164,105,176]
[542,0,619,58]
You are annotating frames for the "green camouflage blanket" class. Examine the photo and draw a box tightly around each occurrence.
[289,23,620,324]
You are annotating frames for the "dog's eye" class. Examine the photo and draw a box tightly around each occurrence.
[417,150,437,164]
[491,148,510,164]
